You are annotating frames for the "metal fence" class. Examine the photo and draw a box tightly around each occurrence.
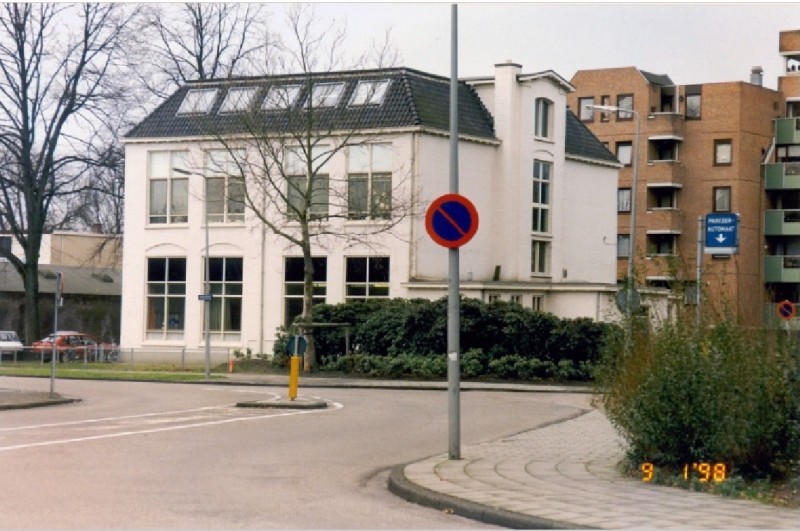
[0,346,237,369]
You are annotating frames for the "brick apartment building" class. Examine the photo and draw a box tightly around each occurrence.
[567,36,795,327]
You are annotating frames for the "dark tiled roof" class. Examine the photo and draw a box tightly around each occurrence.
[124,68,496,140]
[564,110,619,165]
[640,70,674,87]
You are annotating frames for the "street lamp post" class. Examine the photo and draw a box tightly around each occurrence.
[589,104,640,352]
[174,167,212,380]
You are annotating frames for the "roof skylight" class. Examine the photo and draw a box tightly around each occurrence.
[219,87,258,113]
[350,80,391,106]
[177,88,218,115]
[262,85,302,110]
[309,82,345,108]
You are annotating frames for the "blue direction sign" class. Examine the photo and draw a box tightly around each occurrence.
[425,194,479,249]
[704,213,739,255]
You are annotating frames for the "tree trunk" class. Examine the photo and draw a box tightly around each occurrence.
[301,241,317,373]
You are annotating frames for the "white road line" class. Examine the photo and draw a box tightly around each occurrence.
[0,400,343,452]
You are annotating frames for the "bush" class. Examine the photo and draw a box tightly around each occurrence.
[596,319,800,479]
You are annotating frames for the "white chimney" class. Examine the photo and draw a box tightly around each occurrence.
[750,66,763,86]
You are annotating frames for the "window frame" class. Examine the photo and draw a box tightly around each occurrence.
[685,87,702,120]
[349,80,391,106]
[600,95,611,122]
[146,257,187,341]
[578,96,594,122]
[148,151,190,225]
[262,85,302,111]
[347,143,393,221]
[532,159,551,233]
[283,256,327,328]
[714,186,732,212]
[714,139,732,166]
[204,149,247,224]
[345,256,390,301]
[203,257,243,341]
[308,82,345,108]
[177,88,218,115]
[617,234,631,259]
[285,145,331,221]
[531,239,550,275]
[616,94,634,121]
[616,142,633,166]
[219,87,258,113]
[534,97,554,140]
[618,188,632,213]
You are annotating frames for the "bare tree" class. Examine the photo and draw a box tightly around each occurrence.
[135,3,271,101]
[198,5,406,371]
[0,3,135,343]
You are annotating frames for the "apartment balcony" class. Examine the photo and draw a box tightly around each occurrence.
[643,160,685,187]
[765,255,800,282]
[765,209,800,235]
[775,117,800,145]
[764,162,800,190]
[646,112,685,138]
[644,208,683,233]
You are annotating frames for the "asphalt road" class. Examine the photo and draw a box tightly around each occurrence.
[0,377,589,528]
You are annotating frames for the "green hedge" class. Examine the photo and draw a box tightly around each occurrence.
[596,320,800,479]
[273,297,616,381]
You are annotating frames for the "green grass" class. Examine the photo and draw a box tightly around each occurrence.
[0,363,226,382]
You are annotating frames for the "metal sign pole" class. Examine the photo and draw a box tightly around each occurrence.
[697,216,703,328]
[447,3,461,461]
[50,272,62,397]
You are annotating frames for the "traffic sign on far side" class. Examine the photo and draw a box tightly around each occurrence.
[704,213,739,255]
[425,194,479,249]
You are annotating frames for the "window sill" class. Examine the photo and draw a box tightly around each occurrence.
[533,135,555,143]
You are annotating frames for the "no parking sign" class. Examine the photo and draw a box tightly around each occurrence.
[425,194,479,249]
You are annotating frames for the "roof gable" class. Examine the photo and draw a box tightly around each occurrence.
[564,109,619,166]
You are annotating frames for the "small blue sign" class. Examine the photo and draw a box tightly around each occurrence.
[286,335,307,356]
[704,213,739,255]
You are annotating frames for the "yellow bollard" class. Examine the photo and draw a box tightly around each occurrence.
[288,355,300,400]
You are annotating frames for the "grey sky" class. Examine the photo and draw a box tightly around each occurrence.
[300,2,800,89]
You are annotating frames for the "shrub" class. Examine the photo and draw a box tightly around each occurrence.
[596,319,800,479]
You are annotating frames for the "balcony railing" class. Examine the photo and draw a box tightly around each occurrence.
[775,117,800,145]
[646,112,685,137]
[764,162,800,189]
[764,255,800,282]
[765,209,800,235]
[644,160,685,187]
[645,208,683,233]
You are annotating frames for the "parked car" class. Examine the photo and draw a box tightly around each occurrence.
[0,331,23,361]
[32,331,98,362]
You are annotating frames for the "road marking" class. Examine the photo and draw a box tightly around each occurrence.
[0,400,342,453]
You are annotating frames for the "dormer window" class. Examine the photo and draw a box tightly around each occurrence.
[262,85,302,110]
[177,88,218,115]
[350,80,390,106]
[309,82,345,108]
[219,87,257,113]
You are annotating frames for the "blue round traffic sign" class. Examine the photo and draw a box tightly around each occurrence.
[425,194,479,249]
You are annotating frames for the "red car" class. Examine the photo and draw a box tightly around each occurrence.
[32,331,98,362]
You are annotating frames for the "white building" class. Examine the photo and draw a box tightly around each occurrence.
[121,63,621,356]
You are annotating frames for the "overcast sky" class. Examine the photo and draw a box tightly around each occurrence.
[296,2,800,90]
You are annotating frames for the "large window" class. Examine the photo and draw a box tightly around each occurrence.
[616,142,633,166]
[177,88,217,115]
[348,144,392,220]
[345,257,390,301]
[578,97,594,121]
[148,151,189,224]
[205,149,246,223]
[648,234,676,256]
[618,188,632,213]
[714,139,732,166]
[531,240,549,275]
[532,160,551,233]
[685,86,702,119]
[617,94,634,120]
[219,87,257,113]
[284,257,327,328]
[617,234,631,258]
[349,80,390,106]
[263,85,302,110]
[714,187,731,212]
[146,258,186,340]
[286,146,330,220]
[205,257,242,341]
[308,82,345,108]
[534,97,554,139]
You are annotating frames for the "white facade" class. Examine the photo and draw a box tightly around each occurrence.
[121,64,620,355]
